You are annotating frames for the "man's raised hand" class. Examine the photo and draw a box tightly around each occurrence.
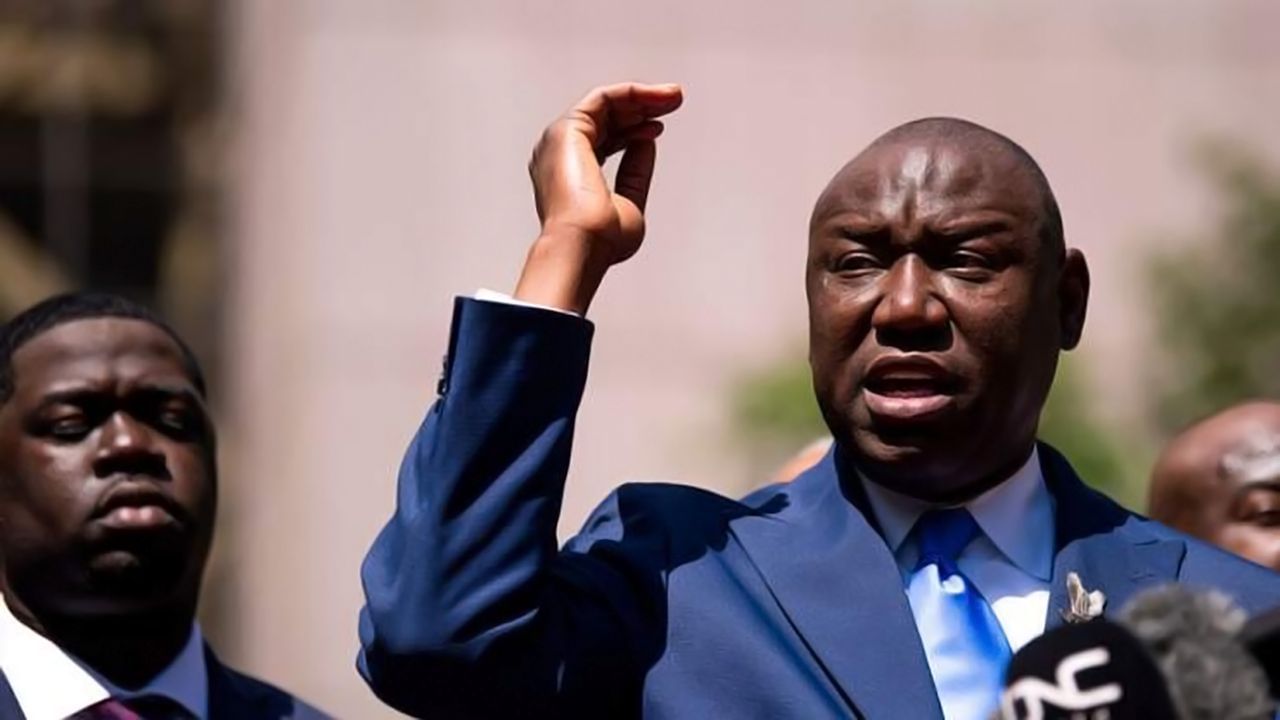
[515,82,683,314]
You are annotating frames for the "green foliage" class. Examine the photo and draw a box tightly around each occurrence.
[1038,356,1146,508]
[731,356,826,452]
[1149,145,1280,433]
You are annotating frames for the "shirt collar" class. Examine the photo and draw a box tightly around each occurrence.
[859,446,1054,581]
[0,596,208,720]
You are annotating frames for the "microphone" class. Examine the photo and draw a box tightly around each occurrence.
[998,617,1180,719]
[1120,585,1273,720]
[997,585,1275,720]
[1240,602,1280,703]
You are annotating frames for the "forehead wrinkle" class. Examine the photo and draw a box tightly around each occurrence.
[815,141,1028,234]
[1221,428,1280,486]
[12,321,192,399]
[811,148,930,234]
[814,120,1063,260]
[880,145,932,229]
[1158,406,1280,504]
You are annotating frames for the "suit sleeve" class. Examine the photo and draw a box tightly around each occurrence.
[357,297,667,718]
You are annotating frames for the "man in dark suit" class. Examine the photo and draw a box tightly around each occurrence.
[0,293,327,719]
[357,82,1280,719]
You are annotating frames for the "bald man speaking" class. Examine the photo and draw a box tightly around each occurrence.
[357,83,1280,719]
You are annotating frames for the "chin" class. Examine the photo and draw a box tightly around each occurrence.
[82,551,193,610]
[846,429,975,497]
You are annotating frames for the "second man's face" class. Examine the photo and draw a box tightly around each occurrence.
[0,318,216,617]
[807,137,1080,501]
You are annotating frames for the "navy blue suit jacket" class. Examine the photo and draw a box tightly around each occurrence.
[0,646,328,720]
[358,298,1280,719]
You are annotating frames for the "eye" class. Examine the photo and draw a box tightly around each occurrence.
[159,406,194,432]
[950,250,993,270]
[942,249,999,280]
[1243,509,1280,528]
[148,399,205,440]
[834,252,883,275]
[47,413,92,441]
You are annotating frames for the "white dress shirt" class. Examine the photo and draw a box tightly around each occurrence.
[0,597,208,720]
[860,447,1055,652]
[475,289,577,315]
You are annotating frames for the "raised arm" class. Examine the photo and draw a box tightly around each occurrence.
[357,83,683,718]
[515,81,682,314]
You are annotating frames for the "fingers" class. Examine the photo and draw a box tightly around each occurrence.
[614,138,658,212]
[596,120,664,162]
[567,82,682,149]
[577,82,683,128]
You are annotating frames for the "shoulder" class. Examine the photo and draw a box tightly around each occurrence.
[569,481,752,542]
[1134,516,1280,614]
[565,480,784,554]
[207,652,333,720]
[1089,501,1280,615]
[1044,445,1280,615]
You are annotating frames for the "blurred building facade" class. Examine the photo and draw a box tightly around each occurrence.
[0,1,220,356]
[1,1,1279,717]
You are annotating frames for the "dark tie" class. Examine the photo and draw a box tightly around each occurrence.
[907,508,1013,720]
[72,695,193,720]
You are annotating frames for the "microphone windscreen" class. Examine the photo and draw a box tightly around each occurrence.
[998,619,1179,719]
[1241,603,1280,699]
[1120,585,1274,720]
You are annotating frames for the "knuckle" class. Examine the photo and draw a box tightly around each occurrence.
[538,120,569,147]
[526,149,539,177]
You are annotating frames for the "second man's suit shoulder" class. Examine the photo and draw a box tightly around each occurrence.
[1121,513,1280,613]
[568,480,784,549]
[207,655,334,719]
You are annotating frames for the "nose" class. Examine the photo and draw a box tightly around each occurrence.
[93,412,167,479]
[872,255,949,347]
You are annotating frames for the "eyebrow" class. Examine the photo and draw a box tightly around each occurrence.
[32,388,105,410]
[33,383,202,411]
[833,224,891,243]
[830,218,1016,248]
[932,219,1014,240]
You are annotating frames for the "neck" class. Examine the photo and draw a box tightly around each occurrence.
[6,593,194,689]
[841,440,1038,506]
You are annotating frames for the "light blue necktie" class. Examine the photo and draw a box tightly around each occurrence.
[907,508,1013,720]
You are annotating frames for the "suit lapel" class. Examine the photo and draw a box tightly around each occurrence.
[205,646,263,720]
[1040,444,1186,630]
[0,669,25,720]
[730,450,944,720]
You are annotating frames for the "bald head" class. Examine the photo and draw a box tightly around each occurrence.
[1149,401,1280,571]
[811,117,1064,261]
[804,115,1090,502]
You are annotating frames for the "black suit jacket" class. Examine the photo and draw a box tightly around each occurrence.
[0,645,330,720]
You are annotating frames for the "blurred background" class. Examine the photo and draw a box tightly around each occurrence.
[0,1,1278,716]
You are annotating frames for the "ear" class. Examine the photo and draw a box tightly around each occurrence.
[1058,248,1090,350]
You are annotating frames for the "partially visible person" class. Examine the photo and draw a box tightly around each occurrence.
[1150,400,1280,573]
[772,436,833,483]
[0,293,328,720]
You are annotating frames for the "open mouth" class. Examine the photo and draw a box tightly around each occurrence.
[862,358,962,422]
